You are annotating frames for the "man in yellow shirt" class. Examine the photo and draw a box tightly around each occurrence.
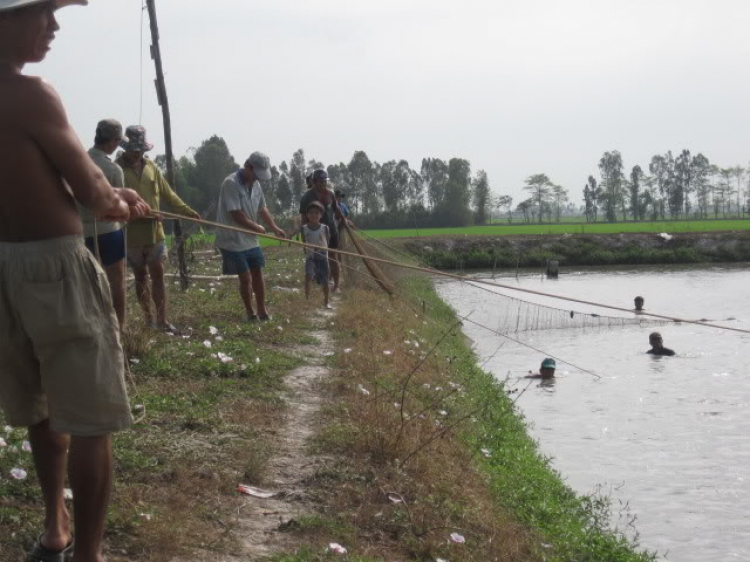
[118,125,199,331]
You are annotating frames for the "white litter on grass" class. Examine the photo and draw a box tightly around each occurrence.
[387,493,403,504]
[0,438,6,447]
[383,350,393,356]
[210,288,217,295]
[3,426,12,433]
[481,448,491,458]
[10,468,27,480]
[129,358,140,365]
[22,441,31,452]
[327,543,347,555]
[255,357,261,364]
[215,336,224,342]
[436,558,449,562]
[202,340,212,349]
[323,351,335,357]
[449,533,465,544]
[659,232,673,241]
[217,352,233,364]
[63,488,73,500]
[209,326,219,336]
[357,384,371,396]
[139,513,152,521]
[439,410,448,417]
[237,484,278,499]
[277,326,284,332]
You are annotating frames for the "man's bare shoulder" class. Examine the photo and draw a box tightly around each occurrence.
[0,74,63,120]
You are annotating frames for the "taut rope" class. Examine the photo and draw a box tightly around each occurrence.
[153,210,750,336]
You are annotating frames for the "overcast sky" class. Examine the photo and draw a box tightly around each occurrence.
[40,0,750,204]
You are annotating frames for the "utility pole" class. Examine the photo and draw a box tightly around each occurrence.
[145,0,189,290]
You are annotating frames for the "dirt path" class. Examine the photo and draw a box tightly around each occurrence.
[179,308,335,561]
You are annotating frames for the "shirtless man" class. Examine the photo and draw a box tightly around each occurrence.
[0,2,149,561]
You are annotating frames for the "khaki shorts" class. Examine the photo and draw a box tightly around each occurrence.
[0,236,131,436]
[127,242,166,269]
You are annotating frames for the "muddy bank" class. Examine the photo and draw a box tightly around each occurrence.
[397,231,750,269]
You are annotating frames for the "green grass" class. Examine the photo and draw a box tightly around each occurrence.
[362,219,750,239]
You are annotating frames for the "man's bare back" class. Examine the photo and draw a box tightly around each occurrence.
[0,2,139,241]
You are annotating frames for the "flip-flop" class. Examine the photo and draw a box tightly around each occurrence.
[28,535,74,562]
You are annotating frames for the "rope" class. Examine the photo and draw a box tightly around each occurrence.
[152,210,750,336]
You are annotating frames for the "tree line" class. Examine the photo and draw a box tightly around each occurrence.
[582,150,748,222]
[161,137,750,231]
[158,135,492,229]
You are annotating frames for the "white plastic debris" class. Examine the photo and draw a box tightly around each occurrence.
[481,448,491,458]
[357,384,371,396]
[449,532,465,544]
[344,348,353,354]
[217,352,233,364]
[202,340,212,349]
[255,357,261,364]
[387,493,403,504]
[383,350,393,356]
[215,336,224,342]
[659,232,673,241]
[129,358,140,365]
[22,441,31,452]
[327,543,347,555]
[237,485,278,499]
[209,326,219,336]
[63,488,73,500]
[0,438,6,447]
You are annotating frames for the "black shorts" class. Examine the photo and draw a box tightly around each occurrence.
[328,228,340,250]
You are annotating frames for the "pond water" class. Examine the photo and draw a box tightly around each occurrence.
[436,264,750,562]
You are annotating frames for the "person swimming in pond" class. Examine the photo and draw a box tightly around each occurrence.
[634,296,645,312]
[526,358,556,379]
[647,332,675,356]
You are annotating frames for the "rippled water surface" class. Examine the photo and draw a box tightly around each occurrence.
[436,264,750,562]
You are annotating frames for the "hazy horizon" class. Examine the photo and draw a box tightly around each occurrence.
[38,0,750,205]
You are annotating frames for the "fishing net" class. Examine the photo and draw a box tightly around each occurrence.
[348,230,663,336]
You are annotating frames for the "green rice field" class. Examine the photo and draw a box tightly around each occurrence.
[361,219,750,239]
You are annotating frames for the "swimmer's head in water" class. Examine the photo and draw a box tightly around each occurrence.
[634,296,645,310]
[540,357,556,378]
[649,332,664,348]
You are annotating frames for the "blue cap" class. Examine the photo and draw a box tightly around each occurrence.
[541,358,556,369]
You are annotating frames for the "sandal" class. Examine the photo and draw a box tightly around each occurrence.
[28,535,74,562]
[258,314,272,322]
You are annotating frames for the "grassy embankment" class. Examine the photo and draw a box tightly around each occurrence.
[1,245,656,561]
[362,218,750,239]
[266,256,657,561]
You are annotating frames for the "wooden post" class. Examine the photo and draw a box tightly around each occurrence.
[145,0,189,290]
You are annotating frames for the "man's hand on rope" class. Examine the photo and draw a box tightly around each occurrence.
[115,188,151,219]
[272,226,287,239]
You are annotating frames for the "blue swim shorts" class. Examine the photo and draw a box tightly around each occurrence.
[221,247,265,275]
[85,229,126,267]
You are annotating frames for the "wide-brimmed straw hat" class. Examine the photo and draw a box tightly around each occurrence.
[0,0,87,12]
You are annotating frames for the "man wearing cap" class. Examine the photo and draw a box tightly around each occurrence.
[117,125,200,332]
[299,169,352,292]
[0,2,151,561]
[82,118,128,327]
[216,152,286,322]
[526,358,557,379]
[647,332,675,356]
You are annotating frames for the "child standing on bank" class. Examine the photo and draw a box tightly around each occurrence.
[301,201,332,308]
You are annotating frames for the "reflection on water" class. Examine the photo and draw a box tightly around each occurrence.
[437,264,750,562]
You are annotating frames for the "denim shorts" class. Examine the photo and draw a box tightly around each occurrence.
[221,247,265,275]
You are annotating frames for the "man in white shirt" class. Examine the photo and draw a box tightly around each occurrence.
[216,152,286,321]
